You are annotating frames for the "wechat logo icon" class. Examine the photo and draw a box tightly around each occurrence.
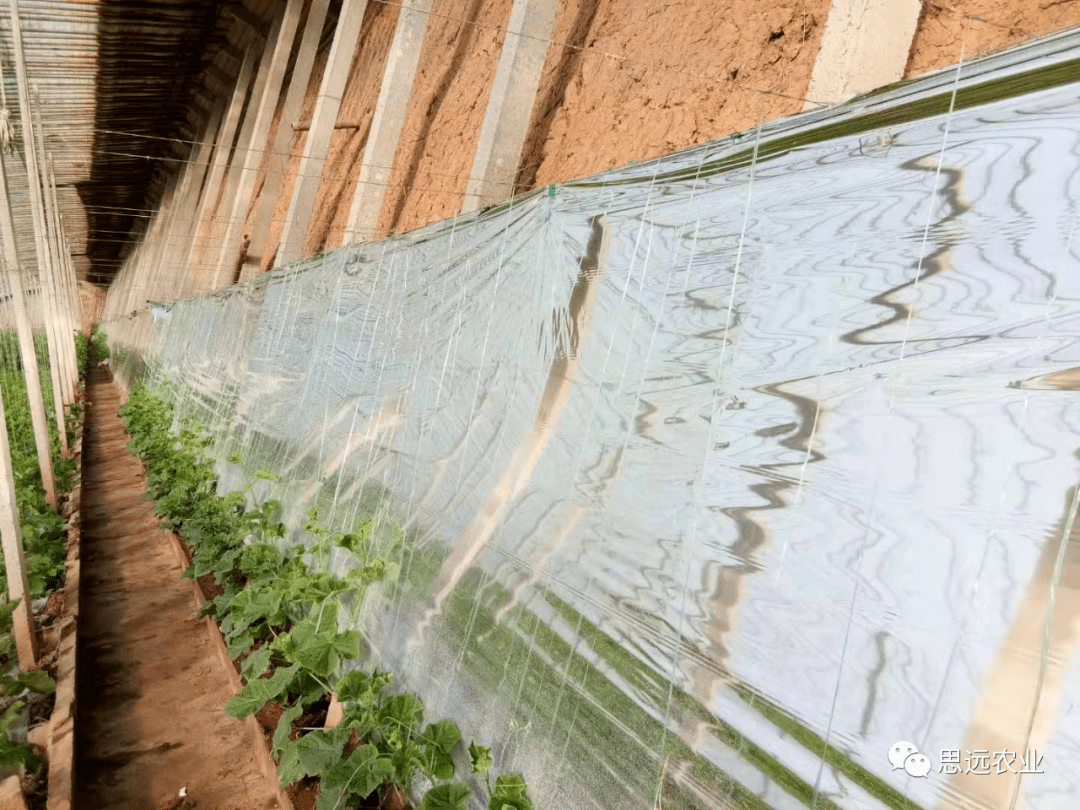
[889,741,931,778]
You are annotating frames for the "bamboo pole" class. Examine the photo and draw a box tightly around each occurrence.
[7,3,69,445]
[33,88,76,406]
[0,387,38,669]
[45,151,77,397]
[0,149,56,508]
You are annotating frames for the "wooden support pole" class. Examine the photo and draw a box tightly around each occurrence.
[342,0,432,245]
[34,128,74,408]
[57,215,78,339]
[185,39,259,294]
[241,0,331,281]
[324,693,343,729]
[0,388,38,670]
[276,0,370,269]
[214,0,304,289]
[460,0,557,213]
[0,151,56,508]
[37,156,74,429]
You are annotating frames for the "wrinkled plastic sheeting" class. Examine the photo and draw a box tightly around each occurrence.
[105,30,1080,810]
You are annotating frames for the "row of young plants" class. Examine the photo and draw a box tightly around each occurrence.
[0,328,89,774]
[118,382,534,810]
[90,324,108,361]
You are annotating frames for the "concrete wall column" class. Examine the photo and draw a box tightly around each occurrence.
[204,7,292,292]
[276,0,370,269]
[460,0,557,214]
[240,0,331,280]
[214,0,305,288]
[802,0,922,109]
[165,100,227,301]
[341,0,432,244]
[184,39,259,291]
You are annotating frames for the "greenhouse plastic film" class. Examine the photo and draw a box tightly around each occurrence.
[105,29,1080,810]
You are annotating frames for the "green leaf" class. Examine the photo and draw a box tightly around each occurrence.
[420,719,461,779]
[15,671,55,694]
[0,736,40,773]
[469,741,493,774]
[275,603,360,679]
[335,669,389,706]
[421,782,471,810]
[316,745,394,810]
[228,582,284,629]
[421,747,455,781]
[240,543,284,578]
[278,725,352,788]
[241,646,273,680]
[331,630,362,661]
[423,719,461,753]
[224,664,298,719]
[226,628,255,659]
[388,739,422,785]
[379,693,424,745]
[488,774,532,810]
[272,704,303,759]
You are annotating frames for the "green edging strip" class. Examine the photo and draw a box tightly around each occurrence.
[543,592,925,810]
[730,684,924,810]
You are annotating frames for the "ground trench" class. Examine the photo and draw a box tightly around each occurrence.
[74,359,279,810]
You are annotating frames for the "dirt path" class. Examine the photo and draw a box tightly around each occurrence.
[75,364,280,810]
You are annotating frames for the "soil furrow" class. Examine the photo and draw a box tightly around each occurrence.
[74,364,278,810]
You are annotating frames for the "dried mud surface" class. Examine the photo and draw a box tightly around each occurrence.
[906,0,1080,77]
[520,0,829,192]
[236,0,1080,260]
[74,365,279,810]
[370,0,826,239]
